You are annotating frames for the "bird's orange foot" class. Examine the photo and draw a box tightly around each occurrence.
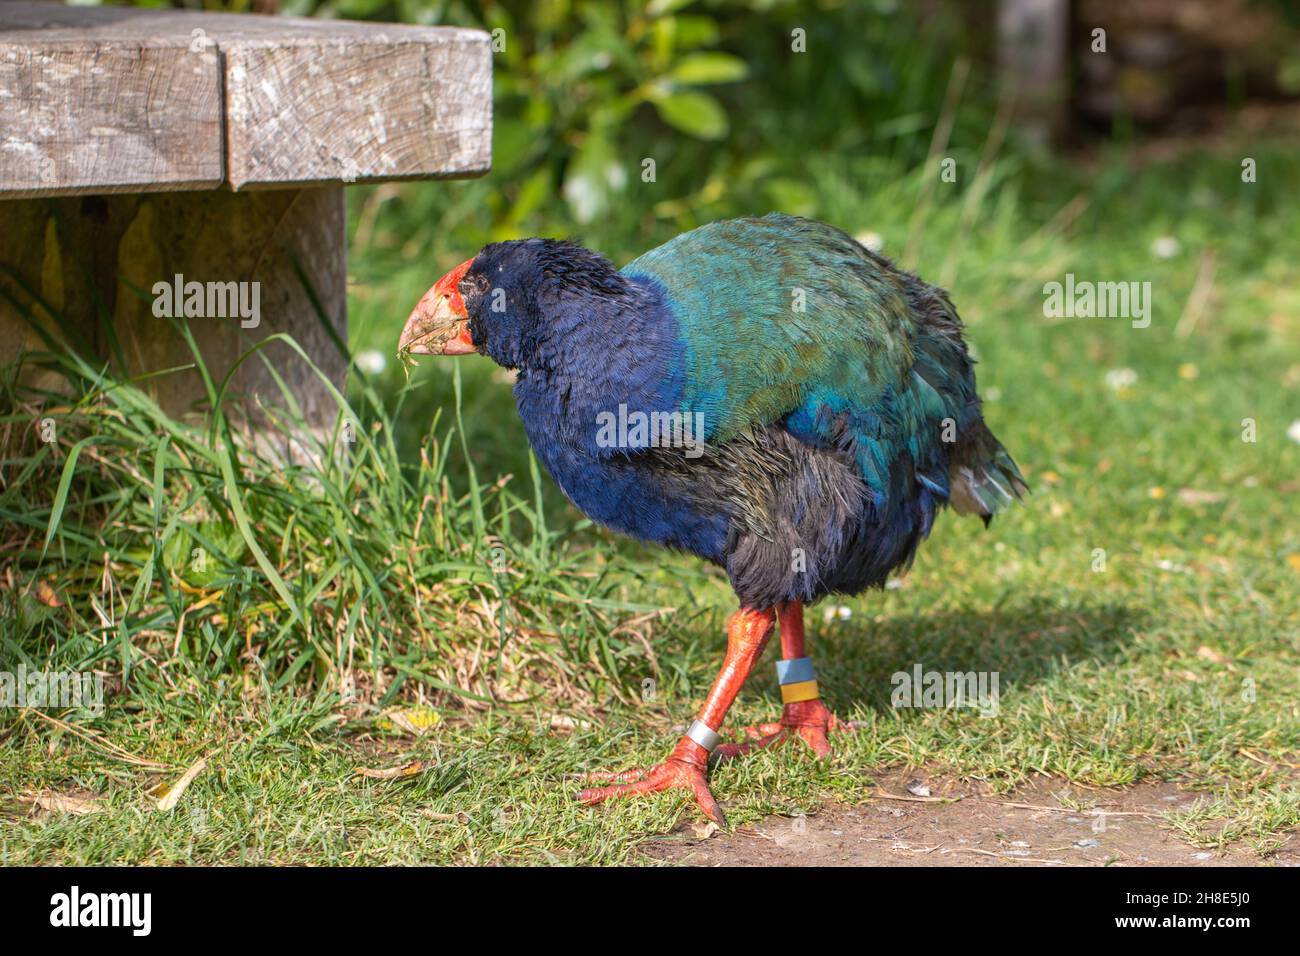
[716,698,856,759]
[576,738,725,825]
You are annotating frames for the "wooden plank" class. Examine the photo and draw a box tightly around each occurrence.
[224,34,492,190]
[0,4,484,43]
[0,3,492,196]
[0,39,222,197]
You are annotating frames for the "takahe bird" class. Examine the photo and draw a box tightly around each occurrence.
[399,214,1025,824]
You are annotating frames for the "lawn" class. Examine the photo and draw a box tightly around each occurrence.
[2,133,1298,865]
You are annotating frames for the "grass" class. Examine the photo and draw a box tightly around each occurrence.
[2,131,1298,864]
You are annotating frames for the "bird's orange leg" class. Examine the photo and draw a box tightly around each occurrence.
[577,607,774,825]
[715,600,856,759]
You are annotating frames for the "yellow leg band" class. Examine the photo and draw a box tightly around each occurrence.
[780,679,819,704]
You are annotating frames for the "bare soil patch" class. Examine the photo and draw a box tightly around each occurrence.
[643,771,1297,867]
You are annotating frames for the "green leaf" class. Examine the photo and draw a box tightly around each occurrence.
[653,90,728,140]
[161,527,188,574]
[507,166,554,226]
[672,16,721,50]
[562,127,623,224]
[669,52,748,85]
[647,0,696,16]
[161,516,251,588]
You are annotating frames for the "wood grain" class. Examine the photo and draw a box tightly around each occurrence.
[224,34,492,190]
[0,39,222,197]
[0,3,493,196]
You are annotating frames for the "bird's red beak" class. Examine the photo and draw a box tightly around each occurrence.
[398,257,478,357]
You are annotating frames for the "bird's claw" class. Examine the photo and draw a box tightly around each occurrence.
[577,741,725,826]
[715,698,855,759]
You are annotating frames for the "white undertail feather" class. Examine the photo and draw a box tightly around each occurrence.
[949,455,1028,520]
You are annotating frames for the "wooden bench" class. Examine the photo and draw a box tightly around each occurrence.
[0,2,491,432]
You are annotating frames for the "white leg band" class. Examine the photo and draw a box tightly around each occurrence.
[685,719,721,752]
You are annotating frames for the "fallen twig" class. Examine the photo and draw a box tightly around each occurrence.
[26,711,167,770]
[946,847,1080,866]
[988,800,1156,818]
[874,790,961,804]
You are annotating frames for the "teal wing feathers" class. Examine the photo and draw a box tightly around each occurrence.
[622,214,1023,517]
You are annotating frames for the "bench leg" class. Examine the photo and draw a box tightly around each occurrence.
[0,187,348,435]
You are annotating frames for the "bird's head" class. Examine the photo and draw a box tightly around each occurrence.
[398,238,630,370]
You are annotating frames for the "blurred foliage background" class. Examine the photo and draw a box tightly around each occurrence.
[92,0,1300,293]
[89,0,1013,261]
